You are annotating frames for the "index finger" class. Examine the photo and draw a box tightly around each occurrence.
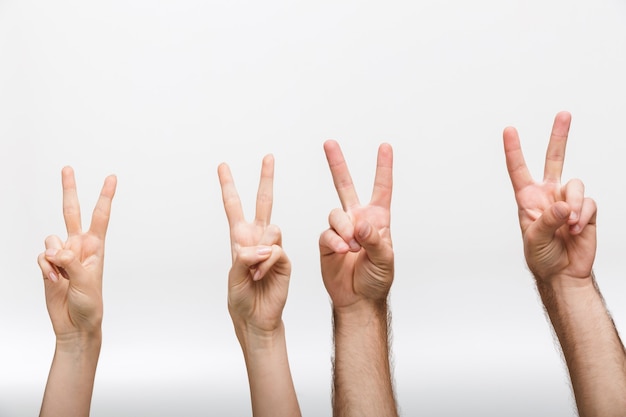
[324,140,360,210]
[218,162,245,227]
[370,143,393,209]
[62,166,83,236]
[503,126,534,193]
[543,111,571,183]
[254,154,274,225]
[88,174,117,240]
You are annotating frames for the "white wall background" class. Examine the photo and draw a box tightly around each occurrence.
[1,0,625,415]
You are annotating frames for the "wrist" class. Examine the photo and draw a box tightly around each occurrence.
[333,299,389,332]
[234,320,287,354]
[535,272,596,295]
[55,330,102,355]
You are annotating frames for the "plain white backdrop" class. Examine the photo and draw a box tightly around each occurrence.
[1,0,626,415]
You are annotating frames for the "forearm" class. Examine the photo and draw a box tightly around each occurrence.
[40,333,102,417]
[235,321,301,417]
[538,274,626,417]
[332,300,398,417]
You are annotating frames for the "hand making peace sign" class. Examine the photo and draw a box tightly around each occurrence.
[319,140,394,310]
[503,111,597,284]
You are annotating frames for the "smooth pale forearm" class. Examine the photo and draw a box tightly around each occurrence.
[235,321,301,417]
[40,333,102,417]
[332,301,398,417]
[538,274,626,417]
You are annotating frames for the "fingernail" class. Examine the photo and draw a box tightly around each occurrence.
[48,271,58,282]
[337,242,350,252]
[569,212,578,221]
[253,270,262,281]
[570,224,581,234]
[348,239,361,251]
[257,246,272,255]
[45,248,58,257]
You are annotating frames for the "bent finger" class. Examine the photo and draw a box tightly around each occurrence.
[38,252,60,283]
[561,178,584,226]
[319,228,351,255]
[570,197,597,235]
[354,220,394,266]
[231,246,274,284]
[526,201,570,247]
[328,208,360,251]
[44,248,87,287]
[251,244,288,281]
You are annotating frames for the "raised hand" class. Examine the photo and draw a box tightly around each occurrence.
[319,140,394,310]
[218,155,301,417]
[218,154,291,334]
[36,166,116,417]
[37,166,117,340]
[503,111,596,284]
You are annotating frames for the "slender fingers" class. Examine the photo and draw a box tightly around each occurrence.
[38,235,65,282]
[88,174,117,240]
[230,245,274,284]
[250,244,286,281]
[218,162,245,227]
[543,111,571,183]
[503,127,534,193]
[370,143,393,209]
[324,140,360,210]
[62,166,83,237]
[254,154,274,226]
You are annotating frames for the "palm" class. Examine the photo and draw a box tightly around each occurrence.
[320,141,394,308]
[45,234,104,336]
[219,155,291,333]
[322,205,392,307]
[40,166,116,338]
[504,112,596,282]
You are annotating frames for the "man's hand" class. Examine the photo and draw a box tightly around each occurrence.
[503,111,596,284]
[319,140,394,311]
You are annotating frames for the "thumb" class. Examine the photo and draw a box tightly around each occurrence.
[527,201,571,246]
[45,248,86,285]
[354,220,393,265]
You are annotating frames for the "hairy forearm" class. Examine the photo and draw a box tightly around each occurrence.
[40,332,102,417]
[235,322,301,417]
[538,274,626,417]
[332,301,398,417]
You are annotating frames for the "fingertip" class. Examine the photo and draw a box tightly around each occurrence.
[348,239,361,252]
[555,110,572,122]
[569,223,582,234]
[568,210,579,224]
[252,269,263,281]
[45,248,58,258]
[336,241,350,253]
